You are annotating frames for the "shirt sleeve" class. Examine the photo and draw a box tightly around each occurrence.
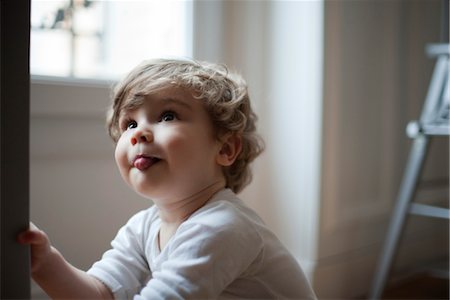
[87,210,151,299]
[136,218,264,300]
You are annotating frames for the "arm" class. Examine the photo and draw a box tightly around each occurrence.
[17,223,113,299]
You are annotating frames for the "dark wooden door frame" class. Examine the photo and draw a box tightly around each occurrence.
[0,0,31,298]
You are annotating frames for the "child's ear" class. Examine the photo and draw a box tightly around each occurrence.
[216,133,242,167]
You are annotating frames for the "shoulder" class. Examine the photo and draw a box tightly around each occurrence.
[191,189,262,231]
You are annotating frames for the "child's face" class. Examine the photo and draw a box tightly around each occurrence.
[114,86,225,202]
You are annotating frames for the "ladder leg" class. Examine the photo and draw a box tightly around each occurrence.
[369,136,430,299]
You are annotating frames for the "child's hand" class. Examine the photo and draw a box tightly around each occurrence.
[17,222,52,274]
[18,223,113,299]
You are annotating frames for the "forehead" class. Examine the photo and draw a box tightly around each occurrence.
[120,86,201,114]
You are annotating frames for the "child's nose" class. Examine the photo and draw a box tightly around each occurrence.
[130,129,153,146]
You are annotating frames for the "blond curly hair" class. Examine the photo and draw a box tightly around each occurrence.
[106,58,264,193]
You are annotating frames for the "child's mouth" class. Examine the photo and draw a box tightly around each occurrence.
[133,155,160,171]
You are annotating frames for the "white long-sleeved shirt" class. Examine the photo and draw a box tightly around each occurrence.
[87,189,316,299]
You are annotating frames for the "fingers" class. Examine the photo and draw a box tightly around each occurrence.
[17,222,53,275]
[17,230,40,245]
[17,222,48,245]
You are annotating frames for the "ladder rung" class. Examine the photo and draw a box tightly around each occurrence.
[407,121,449,137]
[409,203,450,219]
[426,43,450,57]
[422,124,450,135]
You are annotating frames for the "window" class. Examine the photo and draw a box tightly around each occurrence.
[31,0,192,80]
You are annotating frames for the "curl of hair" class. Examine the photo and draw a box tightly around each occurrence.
[106,58,264,193]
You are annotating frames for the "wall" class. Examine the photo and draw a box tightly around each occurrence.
[315,0,448,297]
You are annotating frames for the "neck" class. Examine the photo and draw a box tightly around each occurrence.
[156,180,225,224]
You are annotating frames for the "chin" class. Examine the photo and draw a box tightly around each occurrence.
[134,184,174,201]
[134,185,159,199]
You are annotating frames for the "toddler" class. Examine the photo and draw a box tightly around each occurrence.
[18,59,316,299]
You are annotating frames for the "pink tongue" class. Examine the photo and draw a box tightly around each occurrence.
[134,157,154,171]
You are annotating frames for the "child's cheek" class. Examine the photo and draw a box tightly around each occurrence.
[114,138,130,179]
[163,131,192,159]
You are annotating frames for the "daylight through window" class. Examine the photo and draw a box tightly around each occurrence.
[31,0,192,79]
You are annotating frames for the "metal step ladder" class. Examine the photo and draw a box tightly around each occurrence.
[369,43,449,299]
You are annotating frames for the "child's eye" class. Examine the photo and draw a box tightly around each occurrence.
[160,111,177,122]
[126,120,138,130]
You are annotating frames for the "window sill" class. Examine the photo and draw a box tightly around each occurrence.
[31,74,116,89]
[30,75,112,117]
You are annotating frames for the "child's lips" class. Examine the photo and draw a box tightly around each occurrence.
[133,155,160,171]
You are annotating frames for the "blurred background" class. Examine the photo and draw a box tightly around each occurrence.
[30,0,448,298]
